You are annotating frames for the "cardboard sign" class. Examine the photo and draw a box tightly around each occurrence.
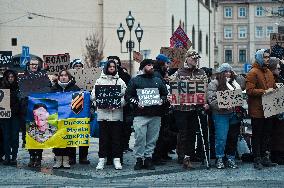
[217,89,243,109]
[262,88,284,118]
[0,51,12,68]
[170,26,191,49]
[133,51,143,63]
[43,53,70,74]
[18,71,51,98]
[69,68,101,91]
[0,89,11,118]
[160,47,187,69]
[169,79,207,105]
[95,85,121,109]
[137,88,160,106]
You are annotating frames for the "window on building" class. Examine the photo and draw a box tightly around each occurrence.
[279,7,284,16]
[239,7,246,17]
[239,49,246,63]
[256,26,264,38]
[238,26,247,38]
[192,25,195,49]
[225,49,233,63]
[198,30,202,52]
[11,38,17,46]
[266,26,274,37]
[171,15,174,34]
[206,35,209,55]
[224,7,232,18]
[224,26,233,39]
[256,6,264,16]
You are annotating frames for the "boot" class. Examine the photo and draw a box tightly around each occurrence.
[113,158,122,170]
[53,156,63,169]
[254,157,263,170]
[62,156,70,169]
[261,151,277,167]
[216,157,225,169]
[10,156,17,166]
[144,157,155,170]
[96,158,105,170]
[28,155,35,167]
[183,156,194,169]
[134,158,144,170]
[34,155,41,168]
[79,157,90,165]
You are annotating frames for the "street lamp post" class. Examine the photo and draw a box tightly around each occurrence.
[117,11,143,75]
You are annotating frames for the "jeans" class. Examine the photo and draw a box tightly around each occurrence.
[212,113,240,159]
[1,117,20,160]
[133,116,161,158]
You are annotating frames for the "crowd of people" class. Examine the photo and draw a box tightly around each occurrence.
[0,48,284,172]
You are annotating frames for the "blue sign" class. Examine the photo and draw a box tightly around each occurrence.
[20,46,30,68]
[244,63,252,73]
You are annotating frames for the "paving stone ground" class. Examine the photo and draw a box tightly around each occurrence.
[1,133,284,187]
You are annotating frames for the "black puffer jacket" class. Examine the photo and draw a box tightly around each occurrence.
[125,74,168,117]
[51,80,80,92]
[0,70,21,117]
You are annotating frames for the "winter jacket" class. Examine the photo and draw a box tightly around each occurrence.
[0,70,21,117]
[91,72,126,121]
[125,73,168,117]
[246,63,275,118]
[50,80,80,93]
[207,79,242,115]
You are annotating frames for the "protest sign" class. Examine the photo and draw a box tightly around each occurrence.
[43,53,70,74]
[137,88,160,106]
[276,83,284,88]
[170,26,191,49]
[18,71,51,98]
[26,91,91,149]
[216,89,243,109]
[169,79,207,105]
[0,51,12,68]
[262,88,284,118]
[0,89,11,118]
[69,68,101,91]
[95,85,121,109]
[160,47,187,68]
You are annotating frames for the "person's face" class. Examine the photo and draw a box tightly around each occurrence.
[186,57,198,68]
[74,64,83,70]
[162,63,169,72]
[107,63,116,74]
[7,73,15,84]
[144,64,154,74]
[33,107,49,132]
[273,64,281,76]
[29,60,39,72]
[224,71,231,78]
[263,52,270,66]
[59,71,70,83]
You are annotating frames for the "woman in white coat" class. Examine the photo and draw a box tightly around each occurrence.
[91,60,127,170]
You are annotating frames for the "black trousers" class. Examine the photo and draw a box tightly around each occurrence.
[175,110,199,157]
[54,147,74,156]
[0,127,4,159]
[98,121,123,158]
[69,146,89,161]
[251,117,273,158]
[29,149,43,158]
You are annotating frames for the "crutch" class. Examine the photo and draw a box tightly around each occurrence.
[197,112,210,169]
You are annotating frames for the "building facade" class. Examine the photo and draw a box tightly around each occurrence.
[217,0,282,73]
[0,0,217,74]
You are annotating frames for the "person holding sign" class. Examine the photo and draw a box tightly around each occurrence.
[91,60,126,170]
[207,63,244,169]
[125,59,168,170]
[170,50,208,169]
[246,49,277,170]
[0,70,20,165]
[51,70,80,169]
